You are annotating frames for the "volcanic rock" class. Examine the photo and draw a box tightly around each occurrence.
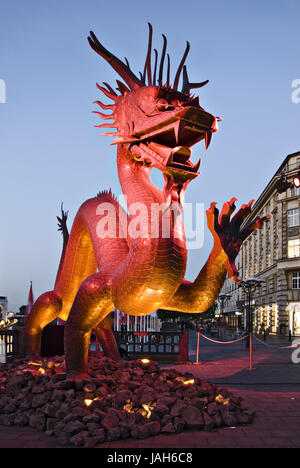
[0,355,255,447]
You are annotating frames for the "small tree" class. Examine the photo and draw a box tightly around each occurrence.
[157,303,217,323]
[19,305,27,316]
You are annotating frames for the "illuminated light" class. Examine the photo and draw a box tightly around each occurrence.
[142,404,152,419]
[140,358,150,364]
[84,397,101,407]
[28,361,43,367]
[38,368,46,374]
[215,394,226,404]
[183,379,195,385]
[84,399,93,407]
[123,401,134,413]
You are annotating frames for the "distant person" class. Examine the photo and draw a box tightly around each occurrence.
[260,322,265,335]
[279,323,286,336]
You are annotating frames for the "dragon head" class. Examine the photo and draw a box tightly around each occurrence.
[88,24,220,203]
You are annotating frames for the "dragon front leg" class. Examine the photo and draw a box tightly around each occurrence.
[64,272,118,379]
[164,198,270,313]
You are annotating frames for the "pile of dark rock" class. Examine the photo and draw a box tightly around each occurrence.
[0,354,254,447]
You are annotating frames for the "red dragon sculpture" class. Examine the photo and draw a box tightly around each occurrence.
[26,25,269,378]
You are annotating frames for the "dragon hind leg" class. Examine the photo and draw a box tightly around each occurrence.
[26,290,63,358]
[64,272,117,378]
[93,315,121,361]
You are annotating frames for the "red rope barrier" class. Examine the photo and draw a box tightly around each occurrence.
[200,333,249,345]
[253,335,300,350]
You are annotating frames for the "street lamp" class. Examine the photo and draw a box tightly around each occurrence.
[238,277,264,370]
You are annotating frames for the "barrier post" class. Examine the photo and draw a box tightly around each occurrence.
[195,331,200,365]
[178,330,189,363]
[249,331,254,370]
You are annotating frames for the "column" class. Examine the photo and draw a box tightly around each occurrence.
[117,310,120,332]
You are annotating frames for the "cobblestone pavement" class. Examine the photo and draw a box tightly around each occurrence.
[0,331,299,448]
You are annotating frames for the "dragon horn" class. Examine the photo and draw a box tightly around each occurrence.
[181,66,209,95]
[158,34,167,86]
[173,41,190,91]
[153,49,158,85]
[88,31,143,90]
[166,53,170,86]
[142,23,153,86]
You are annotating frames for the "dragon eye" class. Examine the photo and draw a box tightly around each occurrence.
[156,98,173,111]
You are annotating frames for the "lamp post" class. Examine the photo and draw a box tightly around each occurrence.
[217,293,232,317]
[238,277,264,370]
[217,293,232,340]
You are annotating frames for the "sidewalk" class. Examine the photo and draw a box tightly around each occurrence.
[0,389,299,448]
[0,331,299,448]
[183,330,300,391]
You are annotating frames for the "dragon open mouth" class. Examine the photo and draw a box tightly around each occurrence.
[129,107,219,184]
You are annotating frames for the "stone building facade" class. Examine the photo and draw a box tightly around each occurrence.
[0,296,8,323]
[221,151,300,336]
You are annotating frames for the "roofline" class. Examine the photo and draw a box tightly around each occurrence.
[243,150,300,222]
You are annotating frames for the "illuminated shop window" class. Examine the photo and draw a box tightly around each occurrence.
[287,209,299,227]
[288,239,300,258]
[292,272,300,289]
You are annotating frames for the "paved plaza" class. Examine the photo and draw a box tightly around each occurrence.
[0,331,299,448]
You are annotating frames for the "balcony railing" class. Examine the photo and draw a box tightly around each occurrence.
[114,330,189,362]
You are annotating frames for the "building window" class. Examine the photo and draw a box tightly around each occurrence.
[260,256,263,271]
[287,209,299,227]
[292,186,300,197]
[288,239,300,258]
[273,275,277,292]
[292,272,300,289]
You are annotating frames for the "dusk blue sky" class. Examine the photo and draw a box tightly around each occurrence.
[1,0,300,311]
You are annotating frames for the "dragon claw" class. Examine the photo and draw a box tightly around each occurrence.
[207,199,270,282]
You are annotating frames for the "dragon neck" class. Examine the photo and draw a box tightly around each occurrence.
[117,145,163,207]
[113,145,187,315]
